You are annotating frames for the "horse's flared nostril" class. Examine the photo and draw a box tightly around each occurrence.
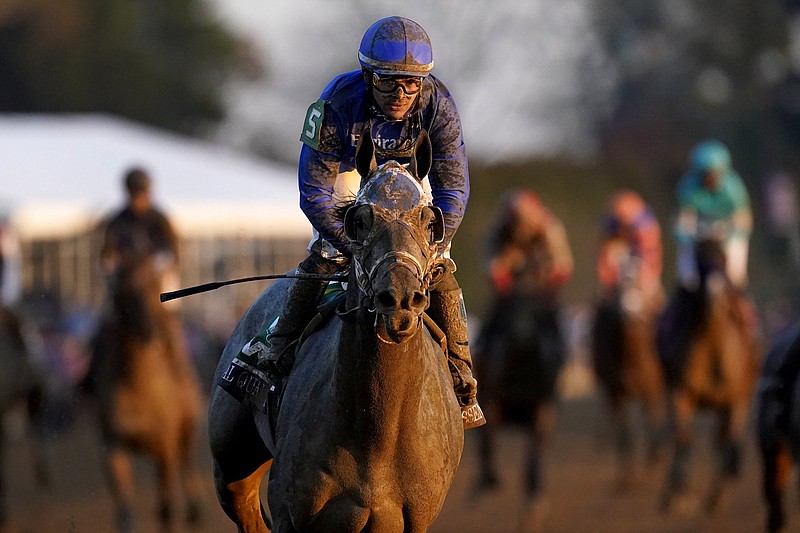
[375,290,397,310]
[375,288,427,314]
[411,291,428,311]
[398,314,413,332]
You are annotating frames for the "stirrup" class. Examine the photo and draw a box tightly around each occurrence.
[258,338,298,377]
[461,398,486,430]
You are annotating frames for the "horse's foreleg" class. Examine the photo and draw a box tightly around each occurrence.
[214,459,272,533]
[638,359,668,464]
[477,425,498,485]
[154,448,183,531]
[25,384,50,488]
[705,409,732,513]
[516,402,555,533]
[473,402,501,497]
[104,446,136,533]
[761,443,791,532]
[705,403,748,513]
[524,401,556,497]
[176,415,205,525]
[661,392,694,513]
[643,403,668,464]
[609,395,634,491]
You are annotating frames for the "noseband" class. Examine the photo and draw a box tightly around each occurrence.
[350,215,437,314]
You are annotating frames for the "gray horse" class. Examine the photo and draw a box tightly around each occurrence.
[209,132,464,532]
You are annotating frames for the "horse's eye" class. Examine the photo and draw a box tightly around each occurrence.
[347,205,374,243]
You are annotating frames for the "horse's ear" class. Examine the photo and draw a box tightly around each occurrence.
[430,206,445,243]
[344,205,357,241]
[355,133,378,179]
[408,130,432,180]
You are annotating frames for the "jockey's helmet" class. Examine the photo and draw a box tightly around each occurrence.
[690,139,731,173]
[358,17,434,77]
[124,167,151,193]
[510,189,547,229]
[611,190,645,225]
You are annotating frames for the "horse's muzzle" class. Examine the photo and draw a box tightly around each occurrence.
[376,310,422,344]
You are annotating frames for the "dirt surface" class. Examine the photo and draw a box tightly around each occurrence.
[1,392,794,533]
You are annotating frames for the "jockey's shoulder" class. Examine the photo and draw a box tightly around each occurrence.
[320,71,367,104]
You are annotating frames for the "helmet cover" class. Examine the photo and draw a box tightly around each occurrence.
[358,16,434,77]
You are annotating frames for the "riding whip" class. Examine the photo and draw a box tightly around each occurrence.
[160,272,348,302]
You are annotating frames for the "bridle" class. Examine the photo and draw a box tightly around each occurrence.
[348,208,438,315]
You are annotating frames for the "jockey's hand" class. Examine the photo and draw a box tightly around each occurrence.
[490,265,513,296]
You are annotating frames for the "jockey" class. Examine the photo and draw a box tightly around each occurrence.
[101,167,180,286]
[486,189,573,301]
[84,167,181,394]
[233,16,483,428]
[596,189,663,311]
[675,139,752,291]
[657,140,755,381]
[475,188,573,394]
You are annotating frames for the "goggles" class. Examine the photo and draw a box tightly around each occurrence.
[371,73,423,95]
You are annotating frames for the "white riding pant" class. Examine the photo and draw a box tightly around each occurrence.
[677,236,749,290]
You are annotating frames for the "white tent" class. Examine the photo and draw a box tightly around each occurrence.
[0,114,311,240]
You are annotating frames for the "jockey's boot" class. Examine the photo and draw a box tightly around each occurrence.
[428,286,486,430]
[218,267,328,408]
[257,270,329,378]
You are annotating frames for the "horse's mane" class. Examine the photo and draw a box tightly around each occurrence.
[112,258,161,341]
[334,196,356,221]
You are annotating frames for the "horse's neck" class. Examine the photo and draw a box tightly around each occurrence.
[334,309,427,449]
[114,285,168,341]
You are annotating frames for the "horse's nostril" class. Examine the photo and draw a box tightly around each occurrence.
[397,315,411,332]
[376,291,397,309]
[411,291,427,309]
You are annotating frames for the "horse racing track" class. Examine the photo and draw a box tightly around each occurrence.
[1,393,794,532]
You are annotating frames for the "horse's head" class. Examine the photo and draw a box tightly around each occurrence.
[111,255,165,333]
[344,131,444,343]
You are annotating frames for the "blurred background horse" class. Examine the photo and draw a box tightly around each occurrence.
[756,320,800,532]
[0,306,47,533]
[89,254,204,533]
[472,189,573,531]
[591,236,668,489]
[657,238,762,514]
